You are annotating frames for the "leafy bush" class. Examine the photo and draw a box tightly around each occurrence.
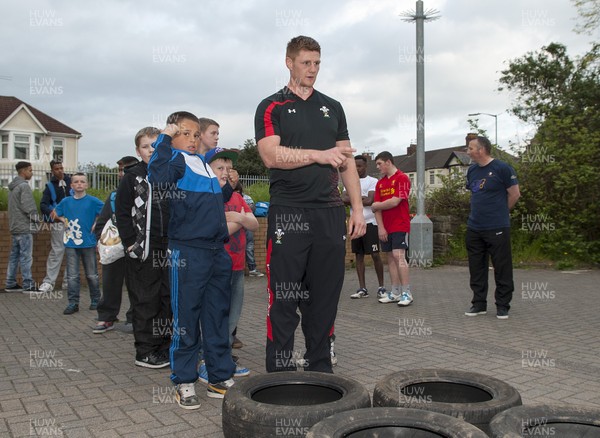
[0,188,7,211]
[426,169,470,223]
[245,182,270,203]
[0,187,107,212]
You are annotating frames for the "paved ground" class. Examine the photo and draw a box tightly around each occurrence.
[1,265,599,437]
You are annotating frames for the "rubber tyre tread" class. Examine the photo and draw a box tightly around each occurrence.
[306,407,491,437]
[489,403,600,437]
[222,371,371,438]
[373,368,522,433]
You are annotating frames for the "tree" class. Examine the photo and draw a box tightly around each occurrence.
[234,139,268,176]
[499,43,600,264]
[572,0,600,35]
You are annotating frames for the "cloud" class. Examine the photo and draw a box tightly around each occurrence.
[1,0,592,165]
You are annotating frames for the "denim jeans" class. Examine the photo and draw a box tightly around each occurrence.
[5,234,34,289]
[245,230,256,271]
[228,269,245,346]
[65,247,101,305]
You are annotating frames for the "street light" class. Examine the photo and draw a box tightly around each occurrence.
[468,112,499,146]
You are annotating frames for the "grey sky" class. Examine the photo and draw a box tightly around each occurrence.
[1,0,594,165]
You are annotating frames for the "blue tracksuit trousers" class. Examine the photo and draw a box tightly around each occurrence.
[168,242,235,384]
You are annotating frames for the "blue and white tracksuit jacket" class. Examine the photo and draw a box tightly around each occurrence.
[148,133,235,385]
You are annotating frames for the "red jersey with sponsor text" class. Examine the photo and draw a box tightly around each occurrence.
[374,170,411,233]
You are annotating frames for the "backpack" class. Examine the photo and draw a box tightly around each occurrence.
[109,191,117,221]
[46,180,74,209]
[254,201,269,217]
[46,181,58,209]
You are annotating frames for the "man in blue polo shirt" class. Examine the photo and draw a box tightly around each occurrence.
[464,136,520,320]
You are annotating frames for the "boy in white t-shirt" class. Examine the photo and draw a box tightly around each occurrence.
[342,155,386,299]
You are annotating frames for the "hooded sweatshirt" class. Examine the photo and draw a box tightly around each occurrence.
[8,176,40,234]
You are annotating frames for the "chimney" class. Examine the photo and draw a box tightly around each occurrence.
[465,132,478,146]
[407,143,416,156]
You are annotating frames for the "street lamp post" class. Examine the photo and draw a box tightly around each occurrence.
[401,1,439,266]
[468,112,499,146]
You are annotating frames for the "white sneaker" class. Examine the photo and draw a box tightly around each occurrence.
[176,383,200,410]
[378,292,400,303]
[248,269,264,277]
[38,283,53,293]
[350,288,369,299]
[397,291,413,306]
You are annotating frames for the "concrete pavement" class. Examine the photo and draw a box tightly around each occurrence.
[1,265,599,437]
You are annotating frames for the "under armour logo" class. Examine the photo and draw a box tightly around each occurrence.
[288,109,296,113]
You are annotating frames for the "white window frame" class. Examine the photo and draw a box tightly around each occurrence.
[14,133,31,160]
[429,170,436,185]
[2,132,44,161]
[1,133,8,159]
[34,135,41,160]
[52,137,65,162]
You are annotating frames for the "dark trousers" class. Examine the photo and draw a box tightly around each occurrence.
[125,245,171,357]
[265,206,346,373]
[466,227,514,311]
[169,243,235,385]
[97,257,133,323]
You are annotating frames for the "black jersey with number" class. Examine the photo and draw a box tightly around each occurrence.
[254,87,350,208]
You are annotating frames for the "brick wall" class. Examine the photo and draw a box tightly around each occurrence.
[0,214,355,287]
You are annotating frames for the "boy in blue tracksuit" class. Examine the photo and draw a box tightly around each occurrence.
[148,111,235,410]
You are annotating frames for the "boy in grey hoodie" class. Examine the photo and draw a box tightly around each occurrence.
[5,161,41,293]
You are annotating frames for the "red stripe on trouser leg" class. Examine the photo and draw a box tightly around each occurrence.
[266,238,273,341]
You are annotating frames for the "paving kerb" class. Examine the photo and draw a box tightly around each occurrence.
[1,265,599,437]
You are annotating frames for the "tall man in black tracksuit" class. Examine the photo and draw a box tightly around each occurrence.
[254,35,366,373]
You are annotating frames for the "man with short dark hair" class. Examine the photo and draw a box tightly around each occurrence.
[5,161,41,293]
[371,151,413,306]
[464,136,520,320]
[39,160,71,293]
[255,35,366,373]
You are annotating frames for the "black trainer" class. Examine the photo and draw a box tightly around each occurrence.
[464,306,487,316]
[135,351,170,369]
[496,308,509,320]
[5,284,23,292]
[63,304,79,315]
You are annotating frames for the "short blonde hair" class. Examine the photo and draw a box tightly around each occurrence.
[134,127,161,148]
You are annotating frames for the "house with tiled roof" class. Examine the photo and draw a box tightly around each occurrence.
[365,134,476,194]
[0,96,81,188]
